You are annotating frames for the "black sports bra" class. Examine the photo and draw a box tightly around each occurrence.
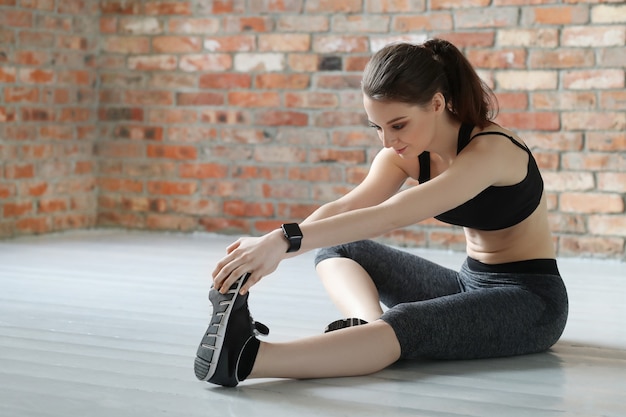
[418,124,544,231]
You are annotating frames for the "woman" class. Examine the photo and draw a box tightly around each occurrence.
[194,39,568,387]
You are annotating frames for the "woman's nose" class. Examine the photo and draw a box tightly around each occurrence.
[381,131,396,148]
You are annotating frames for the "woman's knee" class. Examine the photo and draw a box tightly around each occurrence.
[313,240,376,267]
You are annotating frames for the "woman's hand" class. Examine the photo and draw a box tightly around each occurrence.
[212,229,288,295]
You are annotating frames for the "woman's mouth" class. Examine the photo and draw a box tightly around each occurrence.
[394,146,408,155]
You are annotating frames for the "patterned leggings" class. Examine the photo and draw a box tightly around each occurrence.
[315,240,569,360]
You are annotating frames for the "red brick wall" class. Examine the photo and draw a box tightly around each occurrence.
[0,0,99,236]
[1,1,625,259]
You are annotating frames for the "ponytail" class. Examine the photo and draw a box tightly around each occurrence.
[362,38,498,128]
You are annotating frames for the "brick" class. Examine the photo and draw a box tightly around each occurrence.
[147,181,197,195]
[146,214,197,231]
[254,111,308,126]
[234,53,285,72]
[287,166,343,182]
[543,172,594,191]
[168,18,219,34]
[529,49,595,69]
[19,68,54,84]
[434,32,494,48]
[587,132,626,152]
[255,74,309,89]
[21,0,55,10]
[124,90,174,106]
[18,31,55,48]
[3,201,33,217]
[170,199,217,215]
[393,13,454,31]
[168,126,216,142]
[15,50,50,65]
[562,26,626,47]
[560,236,625,258]
[148,73,196,88]
[304,0,363,13]
[496,71,557,90]
[147,109,198,124]
[600,92,626,110]
[144,1,192,15]
[0,10,32,27]
[15,217,50,234]
[204,35,255,52]
[254,146,307,163]
[524,6,588,25]
[496,112,560,131]
[147,144,197,160]
[277,15,329,32]
[5,164,35,179]
[455,7,519,29]
[99,107,144,122]
[287,54,319,72]
[310,148,367,164]
[103,36,150,53]
[128,55,178,71]
[331,15,390,33]
[223,16,274,32]
[0,107,17,123]
[177,92,224,106]
[258,34,311,52]
[38,198,68,214]
[562,112,625,131]
[467,48,526,69]
[285,92,339,108]
[224,201,274,217]
[180,54,232,71]
[98,178,143,193]
[95,142,144,158]
[179,163,228,179]
[315,111,368,127]
[560,192,624,213]
[0,184,16,199]
[228,91,280,107]
[588,215,626,237]
[591,4,626,23]
[153,36,202,53]
[316,74,361,89]
[198,73,252,90]
[598,173,626,193]
[113,125,163,141]
[201,109,250,124]
[100,16,118,33]
[548,213,586,234]
[532,92,597,110]
[4,87,39,103]
[495,92,528,110]
[314,36,370,53]
[58,108,92,123]
[564,70,624,90]
[432,0,489,8]
[562,152,623,171]
[199,217,249,234]
[39,125,74,140]
[497,29,558,47]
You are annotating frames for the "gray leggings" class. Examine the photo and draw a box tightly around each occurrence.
[315,240,568,360]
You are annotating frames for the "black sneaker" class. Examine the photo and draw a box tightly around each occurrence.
[194,273,269,387]
[324,318,368,333]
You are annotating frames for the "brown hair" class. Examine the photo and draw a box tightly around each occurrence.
[361,39,498,128]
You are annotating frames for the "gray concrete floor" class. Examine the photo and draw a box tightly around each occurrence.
[0,230,624,417]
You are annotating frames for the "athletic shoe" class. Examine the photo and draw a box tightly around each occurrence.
[324,318,368,333]
[194,273,269,387]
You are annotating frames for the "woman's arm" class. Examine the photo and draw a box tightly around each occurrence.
[214,134,519,294]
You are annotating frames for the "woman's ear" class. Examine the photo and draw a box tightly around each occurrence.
[432,92,446,113]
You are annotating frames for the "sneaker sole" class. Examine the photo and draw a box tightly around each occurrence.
[194,273,249,381]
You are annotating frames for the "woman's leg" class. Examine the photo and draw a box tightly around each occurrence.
[249,320,401,380]
[316,258,384,322]
[315,241,462,321]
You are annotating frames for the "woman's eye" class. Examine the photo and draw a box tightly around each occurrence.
[368,124,381,131]
[392,124,404,130]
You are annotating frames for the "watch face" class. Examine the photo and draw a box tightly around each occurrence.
[283,223,302,238]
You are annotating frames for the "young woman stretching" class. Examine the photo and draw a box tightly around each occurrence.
[194,39,569,387]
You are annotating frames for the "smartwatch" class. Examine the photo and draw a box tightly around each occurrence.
[281,223,302,253]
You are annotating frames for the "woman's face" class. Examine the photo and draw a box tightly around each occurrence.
[363,94,439,159]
